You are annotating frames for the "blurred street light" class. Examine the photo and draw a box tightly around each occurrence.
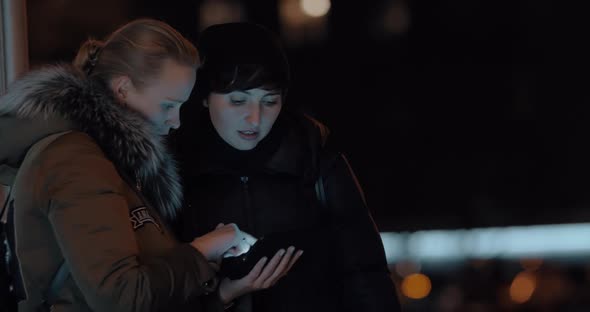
[300,0,330,18]
[199,0,245,30]
[279,0,328,44]
[401,273,432,300]
[509,272,536,304]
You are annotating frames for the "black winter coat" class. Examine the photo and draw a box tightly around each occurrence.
[172,112,401,312]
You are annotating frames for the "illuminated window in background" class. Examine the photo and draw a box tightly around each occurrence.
[395,260,422,277]
[278,0,330,45]
[199,0,245,31]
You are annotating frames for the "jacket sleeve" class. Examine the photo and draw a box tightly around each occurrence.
[38,134,219,312]
[323,153,401,312]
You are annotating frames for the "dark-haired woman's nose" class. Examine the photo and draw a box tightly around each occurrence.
[245,104,261,127]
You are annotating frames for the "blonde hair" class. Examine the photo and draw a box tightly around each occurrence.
[73,18,198,89]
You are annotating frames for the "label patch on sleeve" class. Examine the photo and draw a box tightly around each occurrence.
[129,206,161,231]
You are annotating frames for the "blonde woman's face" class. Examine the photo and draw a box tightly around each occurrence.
[125,59,196,135]
[205,88,283,150]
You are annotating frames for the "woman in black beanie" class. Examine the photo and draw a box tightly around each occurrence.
[172,22,401,312]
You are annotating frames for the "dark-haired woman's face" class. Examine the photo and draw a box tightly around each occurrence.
[205,88,282,150]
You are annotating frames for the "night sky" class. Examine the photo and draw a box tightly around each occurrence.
[26,0,590,232]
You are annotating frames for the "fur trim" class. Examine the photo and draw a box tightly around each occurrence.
[0,65,182,221]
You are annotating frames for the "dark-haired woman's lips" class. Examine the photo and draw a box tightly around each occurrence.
[238,130,259,140]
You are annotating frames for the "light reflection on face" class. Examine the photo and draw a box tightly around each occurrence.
[205,88,282,150]
[124,59,196,135]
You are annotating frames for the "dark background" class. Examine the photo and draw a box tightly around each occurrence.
[25,0,590,230]
[23,0,590,310]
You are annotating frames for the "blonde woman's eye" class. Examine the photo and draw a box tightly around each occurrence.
[162,103,175,110]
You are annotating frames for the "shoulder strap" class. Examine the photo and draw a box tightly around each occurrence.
[314,151,341,208]
[7,131,72,308]
[40,261,69,310]
[2,130,73,223]
[298,114,339,209]
[314,175,327,207]
[0,187,12,224]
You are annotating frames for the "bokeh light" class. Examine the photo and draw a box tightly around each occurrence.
[401,273,432,299]
[509,272,536,304]
[300,0,331,18]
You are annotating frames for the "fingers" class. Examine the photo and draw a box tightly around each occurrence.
[230,223,241,239]
[222,239,251,258]
[245,256,268,281]
[216,223,257,258]
[252,249,285,287]
[262,246,296,288]
[284,249,304,274]
[222,249,237,258]
[227,247,303,297]
[243,232,258,245]
[219,257,267,304]
[234,239,252,256]
[226,224,257,254]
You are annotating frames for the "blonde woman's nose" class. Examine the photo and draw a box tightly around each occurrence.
[166,111,181,129]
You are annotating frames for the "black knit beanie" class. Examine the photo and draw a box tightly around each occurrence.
[194,22,290,100]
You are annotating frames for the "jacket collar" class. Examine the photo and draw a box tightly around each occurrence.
[0,65,182,221]
[176,111,329,179]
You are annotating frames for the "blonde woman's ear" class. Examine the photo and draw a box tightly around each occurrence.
[110,75,132,103]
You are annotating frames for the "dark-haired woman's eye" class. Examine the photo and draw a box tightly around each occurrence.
[230,98,247,105]
[262,96,280,106]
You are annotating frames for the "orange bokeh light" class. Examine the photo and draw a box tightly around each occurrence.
[401,273,432,300]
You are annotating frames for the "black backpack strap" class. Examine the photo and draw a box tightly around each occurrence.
[5,198,25,302]
[297,113,339,210]
[39,261,68,311]
[4,131,73,311]
[314,174,327,207]
[2,204,66,312]
[1,186,11,223]
[313,151,342,209]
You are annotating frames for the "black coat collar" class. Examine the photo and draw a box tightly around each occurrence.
[175,111,328,179]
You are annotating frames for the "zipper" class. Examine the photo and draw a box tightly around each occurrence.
[240,176,255,233]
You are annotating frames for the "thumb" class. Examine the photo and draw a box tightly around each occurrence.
[223,247,241,258]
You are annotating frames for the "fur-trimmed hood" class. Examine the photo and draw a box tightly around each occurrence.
[0,65,182,221]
